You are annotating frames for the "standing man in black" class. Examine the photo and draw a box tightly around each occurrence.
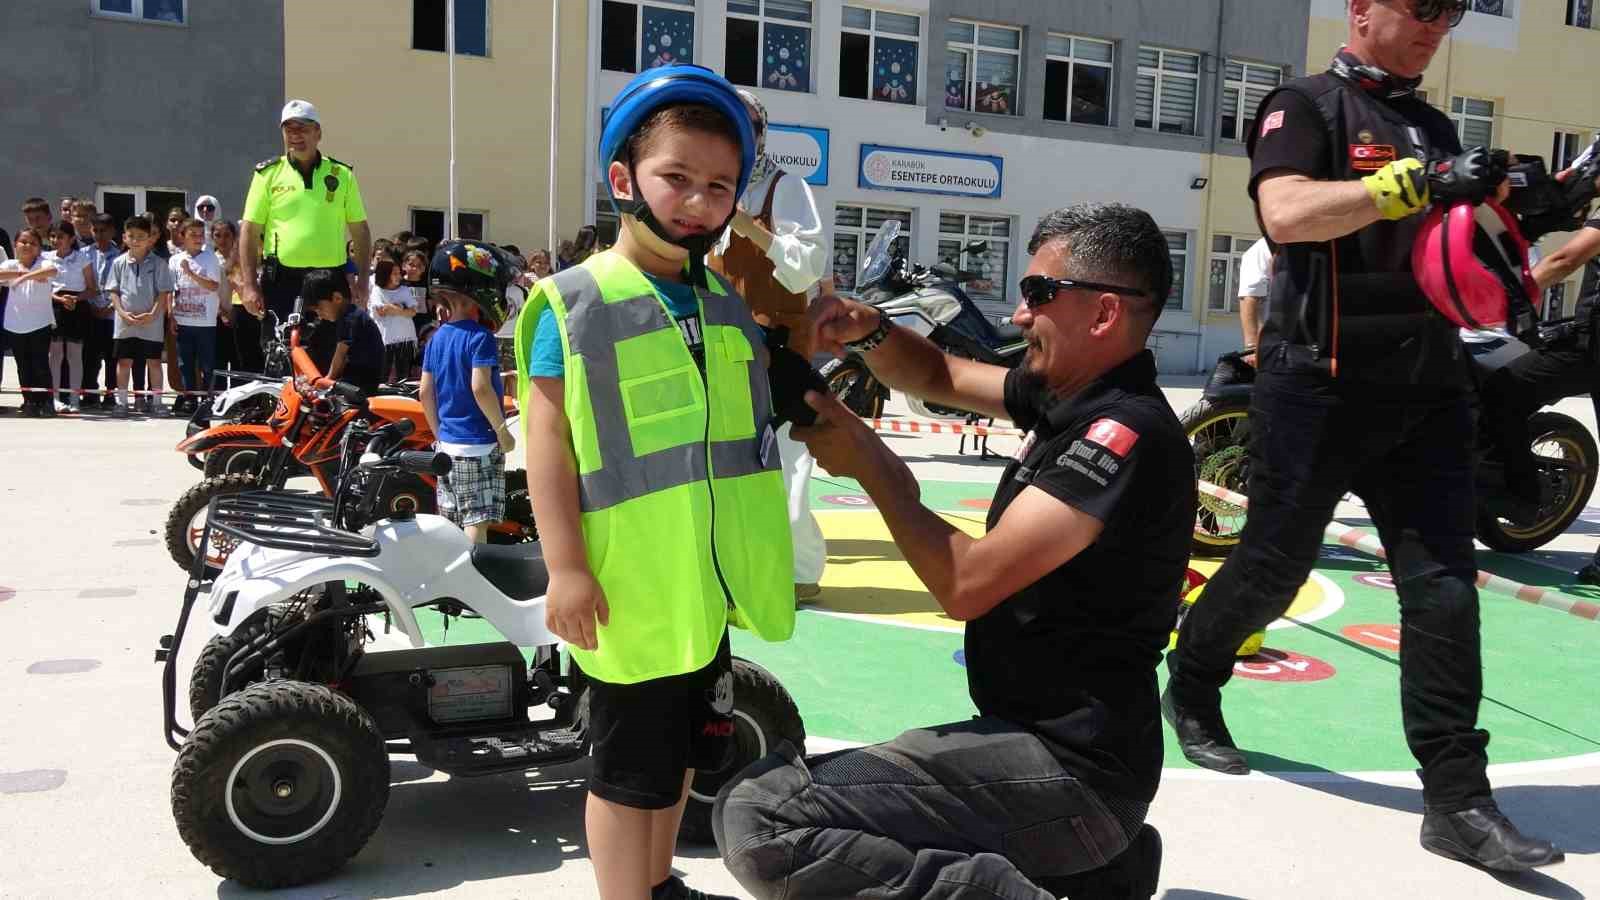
[1164,0,1561,871]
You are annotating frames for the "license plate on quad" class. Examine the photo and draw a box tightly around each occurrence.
[427,665,513,723]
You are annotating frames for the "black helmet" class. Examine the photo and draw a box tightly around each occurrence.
[428,240,519,327]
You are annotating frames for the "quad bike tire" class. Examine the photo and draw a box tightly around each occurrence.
[202,445,267,479]
[172,681,389,889]
[1182,397,1253,558]
[165,473,263,577]
[679,658,806,844]
[1476,411,1598,553]
[824,359,887,419]
[188,602,307,723]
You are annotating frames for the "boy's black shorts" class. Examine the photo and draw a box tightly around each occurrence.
[114,337,164,364]
[583,631,734,810]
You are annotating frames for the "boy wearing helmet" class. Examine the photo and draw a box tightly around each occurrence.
[516,66,796,900]
[419,241,517,543]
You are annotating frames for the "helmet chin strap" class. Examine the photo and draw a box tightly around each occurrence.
[610,159,736,282]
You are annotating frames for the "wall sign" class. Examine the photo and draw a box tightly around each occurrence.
[858,143,1003,198]
[766,123,829,186]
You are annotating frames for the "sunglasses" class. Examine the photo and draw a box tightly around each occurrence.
[199,203,215,210]
[1404,0,1468,27]
[1019,274,1149,310]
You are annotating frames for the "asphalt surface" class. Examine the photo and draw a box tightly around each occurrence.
[0,382,1595,899]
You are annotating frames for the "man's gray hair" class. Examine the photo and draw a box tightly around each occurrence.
[1027,203,1173,320]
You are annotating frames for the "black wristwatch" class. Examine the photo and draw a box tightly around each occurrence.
[845,309,891,353]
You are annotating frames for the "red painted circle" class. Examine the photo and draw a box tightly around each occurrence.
[1231,648,1336,683]
[820,493,874,508]
[1340,623,1402,652]
[1354,573,1396,590]
[958,498,992,509]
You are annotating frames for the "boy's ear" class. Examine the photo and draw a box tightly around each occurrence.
[607,160,634,203]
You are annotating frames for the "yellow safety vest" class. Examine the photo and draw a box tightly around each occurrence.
[515,250,795,683]
[241,153,366,268]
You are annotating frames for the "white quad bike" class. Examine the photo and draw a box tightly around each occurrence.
[157,419,806,889]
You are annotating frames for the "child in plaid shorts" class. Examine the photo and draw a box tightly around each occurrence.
[418,241,517,543]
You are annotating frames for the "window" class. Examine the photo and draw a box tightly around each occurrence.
[93,0,184,23]
[1221,60,1282,141]
[1043,34,1113,126]
[727,1,812,92]
[1163,231,1189,310]
[413,0,489,56]
[96,186,187,226]
[601,0,695,73]
[1450,96,1495,148]
[944,20,1021,116]
[1554,131,1584,171]
[937,213,1011,309]
[839,6,920,104]
[410,208,488,244]
[833,204,911,292]
[1569,0,1597,28]
[1206,235,1258,313]
[1136,48,1200,135]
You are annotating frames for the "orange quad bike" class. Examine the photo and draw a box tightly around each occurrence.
[166,331,532,576]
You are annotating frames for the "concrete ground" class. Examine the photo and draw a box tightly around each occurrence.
[0,381,1595,899]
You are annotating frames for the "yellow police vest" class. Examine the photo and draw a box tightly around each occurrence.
[515,250,795,684]
[241,153,367,268]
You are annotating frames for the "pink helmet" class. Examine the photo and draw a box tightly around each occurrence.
[1412,199,1537,331]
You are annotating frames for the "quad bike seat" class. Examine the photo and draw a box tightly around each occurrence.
[470,542,549,601]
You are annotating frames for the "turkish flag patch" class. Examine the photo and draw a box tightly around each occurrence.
[1259,110,1284,137]
[1349,144,1397,172]
[1084,418,1139,457]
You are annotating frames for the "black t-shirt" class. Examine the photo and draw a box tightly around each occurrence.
[965,351,1195,802]
[307,305,385,392]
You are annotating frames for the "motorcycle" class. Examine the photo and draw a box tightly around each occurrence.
[1185,326,1599,556]
[182,312,293,474]
[822,220,1027,419]
[156,418,806,889]
[166,318,533,576]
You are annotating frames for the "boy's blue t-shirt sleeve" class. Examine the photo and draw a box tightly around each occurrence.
[469,327,499,369]
[528,307,565,379]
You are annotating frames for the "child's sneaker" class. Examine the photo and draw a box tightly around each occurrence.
[143,397,167,417]
[651,875,737,900]
[66,397,81,414]
[111,401,130,418]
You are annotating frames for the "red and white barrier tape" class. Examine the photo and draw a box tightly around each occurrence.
[1196,479,1600,623]
[866,417,1025,438]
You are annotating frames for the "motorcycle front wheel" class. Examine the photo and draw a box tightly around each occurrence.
[1182,397,1253,557]
[1476,411,1598,553]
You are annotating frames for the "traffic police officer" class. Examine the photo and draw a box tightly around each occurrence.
[1164,0,1562,871]
[239,99,372,326]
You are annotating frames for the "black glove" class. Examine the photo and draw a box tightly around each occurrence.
[1427,146,1507,204]
[765,326,827,427]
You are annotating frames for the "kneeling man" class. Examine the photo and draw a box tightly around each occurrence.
[714,204,1197,899]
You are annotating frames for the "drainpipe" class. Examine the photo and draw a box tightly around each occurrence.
[1194,0,1228,374]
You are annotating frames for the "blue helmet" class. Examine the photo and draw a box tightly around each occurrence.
[598,65,756,257]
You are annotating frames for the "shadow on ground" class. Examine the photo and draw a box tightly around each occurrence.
[1244,752,1597,900]
[216,761,723,899]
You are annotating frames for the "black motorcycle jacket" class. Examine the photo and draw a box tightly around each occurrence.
[1248,68,1466,389]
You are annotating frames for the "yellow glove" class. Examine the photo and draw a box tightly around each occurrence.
[1362,157,1430,220]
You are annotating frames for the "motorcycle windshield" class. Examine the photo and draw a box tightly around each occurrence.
[858,220,900,289]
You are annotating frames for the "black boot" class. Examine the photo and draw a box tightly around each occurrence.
[1420,803,1564,871]
[1035,824,1163,899]
[1161,685,1249,775]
